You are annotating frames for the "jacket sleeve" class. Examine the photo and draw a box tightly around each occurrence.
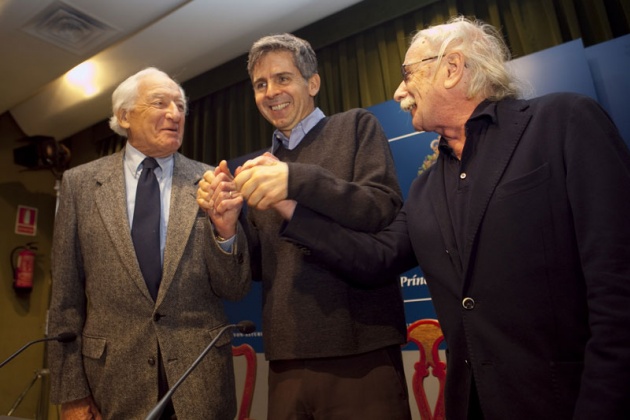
[48,170,92,404]
[204,218,252,300]
[281,204,417,287]
[566,95,630,418]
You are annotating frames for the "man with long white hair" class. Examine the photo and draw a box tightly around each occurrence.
[278,16,630,419]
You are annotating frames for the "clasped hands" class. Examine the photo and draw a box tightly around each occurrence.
[196,152,296,238]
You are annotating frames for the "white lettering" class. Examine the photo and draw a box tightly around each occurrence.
[400,274,427,287]
[233,331,263,338]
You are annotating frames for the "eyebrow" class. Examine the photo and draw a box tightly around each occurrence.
[253,71,295,84]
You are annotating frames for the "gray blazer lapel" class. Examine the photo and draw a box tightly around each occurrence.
[94,151,153,300]
[462,101,532,277]
[158,153,207,302]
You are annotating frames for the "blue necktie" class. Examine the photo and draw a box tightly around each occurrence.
[132,157,162,301]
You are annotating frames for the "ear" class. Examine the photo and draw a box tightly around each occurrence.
[118,109,131,129]
[308,73,321,97]
[443,51,465,89]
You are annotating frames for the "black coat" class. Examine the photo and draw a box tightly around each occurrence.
[283,93,630,419]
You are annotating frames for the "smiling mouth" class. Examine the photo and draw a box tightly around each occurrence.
[271,103,289,111]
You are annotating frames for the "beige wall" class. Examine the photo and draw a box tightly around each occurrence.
[0,112,57,418]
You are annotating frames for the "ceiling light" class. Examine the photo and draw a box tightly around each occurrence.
[65,61,99,97]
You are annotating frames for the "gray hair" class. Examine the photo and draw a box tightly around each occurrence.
[247,33,318,81]
[108,67,187,137]
[412,16,522,101]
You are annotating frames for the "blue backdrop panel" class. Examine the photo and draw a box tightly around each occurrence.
[225,282,265,352]
[584,33,630,146]
[506,39,597,99]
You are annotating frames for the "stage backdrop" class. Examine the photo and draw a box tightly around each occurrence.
[225,34,630,352]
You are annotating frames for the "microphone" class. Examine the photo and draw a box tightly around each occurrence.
[236,320,255,334]
[0,332,77,368]
[145,321,256,420]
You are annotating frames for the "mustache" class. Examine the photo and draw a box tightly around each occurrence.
[400,96,416,112]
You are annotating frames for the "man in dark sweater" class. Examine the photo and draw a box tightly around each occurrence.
[197,33,411,419]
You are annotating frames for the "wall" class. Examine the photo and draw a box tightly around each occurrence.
[0,112,57,418]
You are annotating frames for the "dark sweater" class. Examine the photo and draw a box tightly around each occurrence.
[247,108,406,360]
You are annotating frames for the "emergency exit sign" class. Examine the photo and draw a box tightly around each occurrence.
[15,205,38,236]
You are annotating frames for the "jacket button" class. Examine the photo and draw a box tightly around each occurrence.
[462,297,475,309]
[465,359,471,368]
[148,357,156,366]
[153,313,162,322]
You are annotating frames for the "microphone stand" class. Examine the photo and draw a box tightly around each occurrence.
[145,322,254,420]
[0,333,76,369]
[7,368,49,416]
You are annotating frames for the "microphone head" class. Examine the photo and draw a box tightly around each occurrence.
[56,332,77,343]
[236,321,255,334]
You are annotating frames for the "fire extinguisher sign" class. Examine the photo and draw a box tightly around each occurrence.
[15,205,38,236]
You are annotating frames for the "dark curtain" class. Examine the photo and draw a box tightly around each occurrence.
[95,0,629,163]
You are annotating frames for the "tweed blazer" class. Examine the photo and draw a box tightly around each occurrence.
[48,149,251,419]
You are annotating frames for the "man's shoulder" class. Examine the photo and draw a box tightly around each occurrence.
[515,92,598,110]
[173,152,214,181]
[324,108,379,129]
[174,152,213,170]
[329,107,374,120]
[64,151,121,177]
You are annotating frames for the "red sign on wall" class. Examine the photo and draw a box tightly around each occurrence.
[15,205,38,236]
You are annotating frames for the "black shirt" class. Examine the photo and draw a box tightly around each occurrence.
[439,100,497,263]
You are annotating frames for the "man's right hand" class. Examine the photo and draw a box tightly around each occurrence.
[197,160,243,239]
[61,395,102,420]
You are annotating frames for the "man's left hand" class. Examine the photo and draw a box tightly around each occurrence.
[234,153,289,210]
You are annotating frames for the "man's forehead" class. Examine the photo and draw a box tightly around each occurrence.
[253,51,296,72]
[407,39,429,59]
[139,78,182,98]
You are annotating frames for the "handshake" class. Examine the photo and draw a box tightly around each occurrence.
[196,152,296,239]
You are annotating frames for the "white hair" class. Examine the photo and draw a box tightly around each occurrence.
[108,67,187,137]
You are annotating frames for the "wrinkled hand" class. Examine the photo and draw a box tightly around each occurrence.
[61,395,102,420]
[196,160,243,238]
[234,152,289,210]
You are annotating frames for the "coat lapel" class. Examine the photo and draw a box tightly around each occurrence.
[94,151,154,301]
[461,101,532,284]
[157,153,207,304]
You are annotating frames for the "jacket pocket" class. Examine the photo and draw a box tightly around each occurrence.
[496,162,550,199]
[82,335,107,360]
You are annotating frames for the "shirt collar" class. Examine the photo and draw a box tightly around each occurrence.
[272,107,326,152]
[468,99,497,123]
[438,99,497,158]
[124,142,174,180]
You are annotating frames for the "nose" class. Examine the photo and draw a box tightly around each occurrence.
[265,81,281,98]
[393,80,407,102]
[166,101,182,121]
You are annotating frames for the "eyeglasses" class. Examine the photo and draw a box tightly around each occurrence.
[401,56,439,82]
